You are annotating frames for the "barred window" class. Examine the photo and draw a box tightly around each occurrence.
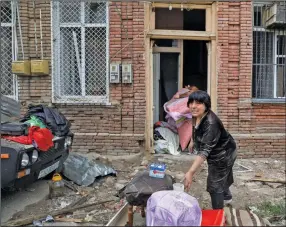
[52,0,109,103]
[253,3,286,99]
[0,1,18,99]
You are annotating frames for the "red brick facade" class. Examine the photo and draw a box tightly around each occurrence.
[217,1,285,158]
[15,1,285,158]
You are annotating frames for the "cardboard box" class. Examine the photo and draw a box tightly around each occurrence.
[31,60,49,75]
[11,61,31,75]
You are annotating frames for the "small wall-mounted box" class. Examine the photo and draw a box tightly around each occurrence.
[122,63,132,84]
[110,63,120,83]
[11,61,31,75]
[31,60,49,75]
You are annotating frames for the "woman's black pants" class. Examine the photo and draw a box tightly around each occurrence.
[209,188,232,209]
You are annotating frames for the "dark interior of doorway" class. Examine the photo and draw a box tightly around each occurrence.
[159,53,179,121]
[183,40,208,91]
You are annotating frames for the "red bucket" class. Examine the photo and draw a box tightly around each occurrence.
[201,209,225,226]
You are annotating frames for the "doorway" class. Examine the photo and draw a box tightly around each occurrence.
[153,52,180,123]
[152,39,208,124]
[145,2,218,153]
[183,40,208,91]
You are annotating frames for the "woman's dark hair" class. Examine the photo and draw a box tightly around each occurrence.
[187,90,211,112]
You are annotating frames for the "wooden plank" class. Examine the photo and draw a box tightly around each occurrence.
[153,47,181,53]
[144,2,150,31]
[149,41,154,154]
[4,199,115,226]
[249,178,286,184]
[144,2,151,153]
[206,42,211,94]
[206,7,212,32]
[147,30,214,41]
[150,4,155,30]
[179,40,184,89]
[211,2,217,35]
[153,3,212,10]
[210,2,217,114]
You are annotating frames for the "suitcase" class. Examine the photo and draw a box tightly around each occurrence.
[1,122,30,136]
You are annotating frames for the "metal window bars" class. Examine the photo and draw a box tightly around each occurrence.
[52,0,109,103]
[0,0,18,99]
[253,1,286,99]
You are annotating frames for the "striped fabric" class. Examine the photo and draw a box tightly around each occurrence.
[224,207,267,226]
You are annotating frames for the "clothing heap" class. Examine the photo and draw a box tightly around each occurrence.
[1,104,71,152]
[154,88,193,156]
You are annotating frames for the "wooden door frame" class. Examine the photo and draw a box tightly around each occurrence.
[144,2,217,153]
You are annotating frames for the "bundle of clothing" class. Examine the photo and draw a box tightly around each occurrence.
[1,104,71,152]
[154,86,198,155]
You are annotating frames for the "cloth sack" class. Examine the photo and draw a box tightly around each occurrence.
[146,190,202,226]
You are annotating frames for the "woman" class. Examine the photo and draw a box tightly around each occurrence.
[184,90,237,209]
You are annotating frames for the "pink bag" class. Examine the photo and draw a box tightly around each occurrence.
[164,97,192,129]
[177,119,193,151]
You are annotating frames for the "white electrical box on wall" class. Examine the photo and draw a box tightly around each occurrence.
[110,63,120,83]
[122,63,132,84]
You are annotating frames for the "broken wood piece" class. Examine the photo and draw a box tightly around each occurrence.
[54,217,83,223]
[4,199,116,226]
[65,194,92,209]
[63,179,79,192]
[255,173,263,178]
[249,177,286,184]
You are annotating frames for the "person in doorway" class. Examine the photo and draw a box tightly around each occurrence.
[172,85,199,99]
[184,90,237,209]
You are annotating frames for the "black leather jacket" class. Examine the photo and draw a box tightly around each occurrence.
[193,110,237,166]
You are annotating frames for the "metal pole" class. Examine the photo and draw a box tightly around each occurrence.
[33,0,38,58]
[17,4,24,59]
[40,9,43,59]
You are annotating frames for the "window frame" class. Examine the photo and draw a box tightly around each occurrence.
[51,0,109,104]
[0,0,18,100]
[252,3,286,101]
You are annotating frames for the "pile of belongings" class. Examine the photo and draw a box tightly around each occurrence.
[1,104,71,152]
[154,86,198,155]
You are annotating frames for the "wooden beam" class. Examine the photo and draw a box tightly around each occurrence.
[179,40,184,89]
[150,7,155,30]
[149,41,154,154]
[153,3,212,10]
[206,7,212,32]
[147,30,215,41]
[144,3,151,153]
[210,2,217,114]
[153,47,181,53]
[144,2,150,31]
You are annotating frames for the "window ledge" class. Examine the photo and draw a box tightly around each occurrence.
[252,98,286,104]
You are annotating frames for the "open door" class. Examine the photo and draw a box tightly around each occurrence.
[153,52,180,123]
[153,53,160,124]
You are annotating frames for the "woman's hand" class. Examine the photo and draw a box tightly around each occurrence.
[184,171,194,191]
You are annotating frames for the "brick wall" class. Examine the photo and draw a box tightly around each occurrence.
[14,0,285,158]
[17,0,146,155]
[217,1,286,158]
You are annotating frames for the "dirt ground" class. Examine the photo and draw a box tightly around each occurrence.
[5,152,286,226]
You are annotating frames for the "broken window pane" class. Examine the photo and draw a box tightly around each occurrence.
[60,28,82,96]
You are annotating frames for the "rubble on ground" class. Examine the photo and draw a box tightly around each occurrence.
[4,153,286,226]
